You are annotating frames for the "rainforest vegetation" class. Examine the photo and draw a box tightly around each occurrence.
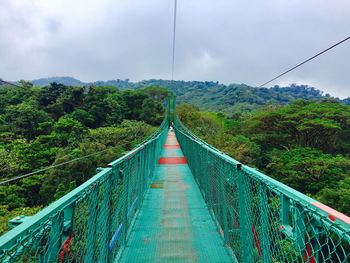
[1,80,349,235]
[0,82,168,234]
[177,100,350,216]
[31,77,350,114]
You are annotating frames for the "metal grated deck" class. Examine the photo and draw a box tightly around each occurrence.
[119,131,232,262]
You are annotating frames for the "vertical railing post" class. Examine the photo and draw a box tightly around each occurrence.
[219,162,229,245]
[85,188,98,263]
[123,163,129,245]
[281,195,291,227]
[237,164,254,263]
[293,203,306,252]
[259,183,271,263]
[204,149,210,203]
[98,176,112,262]
[139,150,145,197]
[207,159,214,212]
[44,212,64,262]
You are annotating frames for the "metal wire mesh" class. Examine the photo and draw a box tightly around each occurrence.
[0,119,168,263]
[174,117,350,263]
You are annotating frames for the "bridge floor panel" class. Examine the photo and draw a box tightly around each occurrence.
[119,131,232,263]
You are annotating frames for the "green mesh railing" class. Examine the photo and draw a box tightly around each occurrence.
[0,119,168,263]
[174,117,350,263]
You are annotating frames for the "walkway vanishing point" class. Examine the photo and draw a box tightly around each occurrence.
[120,131,231,262]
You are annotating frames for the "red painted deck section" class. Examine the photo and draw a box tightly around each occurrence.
[158,157,187,164]
[164,145,180,149]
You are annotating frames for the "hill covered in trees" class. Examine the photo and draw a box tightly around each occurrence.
[1,79,349,234]
[0,82,166,234]
[177,100,350,215]
[28,77,349,114]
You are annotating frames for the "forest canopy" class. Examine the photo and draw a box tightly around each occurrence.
[177,100,350,215]
[0,82,168,234]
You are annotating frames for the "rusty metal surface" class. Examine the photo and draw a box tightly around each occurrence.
[120,132,232,263]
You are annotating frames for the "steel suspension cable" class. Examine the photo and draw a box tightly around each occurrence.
[0,78,23,88]
[0,140,136,186]
[171,0,177,80]
[258,36,350,87]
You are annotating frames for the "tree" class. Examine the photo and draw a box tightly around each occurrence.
[242,100,350,153]
[0,185,25,210]
[38,82,68,107]
[317,177,350,214]
[0,147,21,179]
[46,86,85,119]
[51,117,87,147]
[142,86,171,102]
[69,109,95,127]
[2,101,52,140]
[83,86,125,127]
[54,181,76,200]
[266,147,350,195]
[121,90,149,120]
[104,93,126,125]
[140,98,164,125]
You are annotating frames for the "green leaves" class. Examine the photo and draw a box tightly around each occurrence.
[0,82,166,234]
[266,147,350,195]
[244,100,350,153]
[52,117,87,147]
[317,177,350,214]
[178,100,350,215]
[2,101,52,140]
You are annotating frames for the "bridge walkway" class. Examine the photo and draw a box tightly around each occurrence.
[120,131,232,262]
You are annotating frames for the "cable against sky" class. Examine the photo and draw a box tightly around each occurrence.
[171,0,177,80]
[258,36,350,88]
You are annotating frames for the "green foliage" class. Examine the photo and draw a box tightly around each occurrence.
[0,185,25,210]
[21,176,45,207]
[0,206,42,236]
[1,101,52,140]
[317,177,350,213]
[83,86,126,127]
[140,98,164,125]
[244,100,350,154]
[177,104,260,166]
[128,80,339,114]
[69,109,95,127]
[54,181,76,200]
[0,147,21,179]
[87,120,155,148]
[266,147,350,195]
[0,82,166,234]
[178,100,350,215]
[52,117,87,147]
[142,86,172,102]
[0,139,58,179]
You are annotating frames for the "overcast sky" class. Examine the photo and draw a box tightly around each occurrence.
[0,0,349,98]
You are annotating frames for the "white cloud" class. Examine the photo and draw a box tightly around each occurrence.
[0,0,349,97]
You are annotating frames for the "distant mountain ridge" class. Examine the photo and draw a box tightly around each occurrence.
[29,76,349,114]
[32,77,84,87]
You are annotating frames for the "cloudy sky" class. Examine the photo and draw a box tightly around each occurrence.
[0,0,349,98]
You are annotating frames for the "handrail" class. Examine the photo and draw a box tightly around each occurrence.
[174,116,350,263]
[0,118,168,262]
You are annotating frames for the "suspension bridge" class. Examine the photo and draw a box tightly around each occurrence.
[0,97,349,262]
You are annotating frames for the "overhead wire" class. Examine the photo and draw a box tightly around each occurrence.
[258,36,350,87]
[171,0,177,80]
[0,78,23,88]
[0,140,137,186]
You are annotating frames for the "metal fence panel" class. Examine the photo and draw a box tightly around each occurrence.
[175,116,350,263]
